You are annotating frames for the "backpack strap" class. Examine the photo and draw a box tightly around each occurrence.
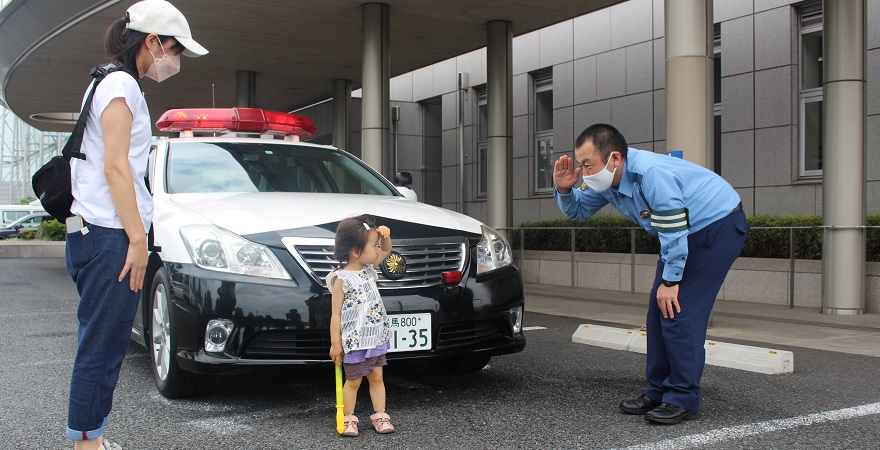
[62,62,136,162]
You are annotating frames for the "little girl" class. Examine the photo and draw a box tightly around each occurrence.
[328,215,395,436]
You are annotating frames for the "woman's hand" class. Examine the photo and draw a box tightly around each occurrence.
[553,155,582,194]
[329,343,344,365]
[120,236,148,292]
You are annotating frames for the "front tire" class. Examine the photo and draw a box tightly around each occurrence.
[148,267,214,398]
[427,354,492,375]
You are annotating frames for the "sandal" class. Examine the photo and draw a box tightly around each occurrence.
[341,415,359,437]
[370,411,395,434]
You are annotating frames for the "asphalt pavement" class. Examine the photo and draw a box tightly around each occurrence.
[2,258,880,449]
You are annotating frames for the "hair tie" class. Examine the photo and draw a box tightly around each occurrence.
[363,223,370,230]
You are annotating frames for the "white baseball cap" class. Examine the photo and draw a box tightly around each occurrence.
[125,0,208,57]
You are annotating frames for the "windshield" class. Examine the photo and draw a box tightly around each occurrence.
[166,142,397,196]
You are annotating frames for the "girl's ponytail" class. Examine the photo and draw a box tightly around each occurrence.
[103,16,146,76]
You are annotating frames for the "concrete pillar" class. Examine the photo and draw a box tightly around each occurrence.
[332,79,352,151]
[361,3,391,178]
[486,20,513,235]
[235,71,256,108]
[664,0,713,167]
[822,0,866,315]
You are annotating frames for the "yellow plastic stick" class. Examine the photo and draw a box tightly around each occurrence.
[335,362,344,434]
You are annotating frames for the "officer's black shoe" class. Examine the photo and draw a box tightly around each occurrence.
[619,394,661,415]
[644,402,701,424]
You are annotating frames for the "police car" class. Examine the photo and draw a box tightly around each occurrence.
[133,107,526,398]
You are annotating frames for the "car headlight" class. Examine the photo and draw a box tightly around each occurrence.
[180,225,291,279]
[476,225,512,274]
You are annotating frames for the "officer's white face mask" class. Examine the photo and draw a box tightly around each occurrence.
[145,41,180,83]
[582,153,618,192]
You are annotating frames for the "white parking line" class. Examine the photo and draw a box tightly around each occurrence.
[523,326,547,331]
[620,402,880,450]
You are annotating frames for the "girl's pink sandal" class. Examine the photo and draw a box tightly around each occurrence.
[342,414,359,437]
[370,411,395,434]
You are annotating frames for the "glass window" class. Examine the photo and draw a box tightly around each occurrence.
[3,211,27,224]
[20,216,44,228]
[801,30,823,90]
[714,114,722,175]
[798,2,823,178]
[714,23,722,175]
[478,96,488,143]
[714,23,721,105]
[535,137,554,191]
[800,97,823,176]
[535,90,553,133]
[477,90,488,198]
[533,72,554,193]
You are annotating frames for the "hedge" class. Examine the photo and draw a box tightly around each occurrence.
[11,219,65,241]
[512,215,880,262]
[40,219,66,241]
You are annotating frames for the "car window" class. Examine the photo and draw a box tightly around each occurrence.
[166,142,397,196]
[3,211,27,223]
[20,216,43,228]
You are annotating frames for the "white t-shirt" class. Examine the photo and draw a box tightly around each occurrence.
[70,71,153,232]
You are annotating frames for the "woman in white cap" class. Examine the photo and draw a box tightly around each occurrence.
[64,1,206,449]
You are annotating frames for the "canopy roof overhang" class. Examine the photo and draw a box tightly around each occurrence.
[1,0,621,132]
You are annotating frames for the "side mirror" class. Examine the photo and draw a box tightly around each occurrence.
[394,171,413,188]
[396,186,418,201]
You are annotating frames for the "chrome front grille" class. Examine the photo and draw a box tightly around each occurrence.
[281,237,467,289]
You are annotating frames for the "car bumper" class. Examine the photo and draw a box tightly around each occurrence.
[165,263,526,375]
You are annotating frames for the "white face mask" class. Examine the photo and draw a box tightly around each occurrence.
[145,41,180,83]
[581,153,617,192]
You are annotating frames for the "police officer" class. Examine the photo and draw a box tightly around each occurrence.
[554,124,749,424]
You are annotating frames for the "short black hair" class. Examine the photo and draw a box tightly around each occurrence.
[332,214,377,264]
[575,124,628,161]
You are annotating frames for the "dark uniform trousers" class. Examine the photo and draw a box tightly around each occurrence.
[644,207,749,411]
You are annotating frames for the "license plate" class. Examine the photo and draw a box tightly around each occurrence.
[388,313,432,352]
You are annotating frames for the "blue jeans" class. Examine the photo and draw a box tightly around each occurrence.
[65,222,140,441]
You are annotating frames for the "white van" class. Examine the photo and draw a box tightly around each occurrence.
[0,204,46,227]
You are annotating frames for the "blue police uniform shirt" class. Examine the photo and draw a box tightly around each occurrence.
[555,148,741,283]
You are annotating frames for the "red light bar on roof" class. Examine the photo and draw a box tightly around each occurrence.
[156,107,316,137]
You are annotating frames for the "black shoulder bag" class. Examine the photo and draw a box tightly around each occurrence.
[32,62,133,222]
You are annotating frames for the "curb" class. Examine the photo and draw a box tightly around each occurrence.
[0,241,65,258]
[572,323,795,374]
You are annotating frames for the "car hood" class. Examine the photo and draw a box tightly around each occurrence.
[169,192,484,236]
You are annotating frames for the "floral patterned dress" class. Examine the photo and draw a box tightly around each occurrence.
[326,264,391,363]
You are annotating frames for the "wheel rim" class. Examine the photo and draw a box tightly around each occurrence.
[151,283,171,382]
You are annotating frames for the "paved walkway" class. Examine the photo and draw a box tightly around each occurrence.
[524,283,880,358]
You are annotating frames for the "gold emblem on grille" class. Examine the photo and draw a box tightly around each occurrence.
[381,251,406,280]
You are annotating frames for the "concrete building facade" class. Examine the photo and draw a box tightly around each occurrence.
[300,0,880,227]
